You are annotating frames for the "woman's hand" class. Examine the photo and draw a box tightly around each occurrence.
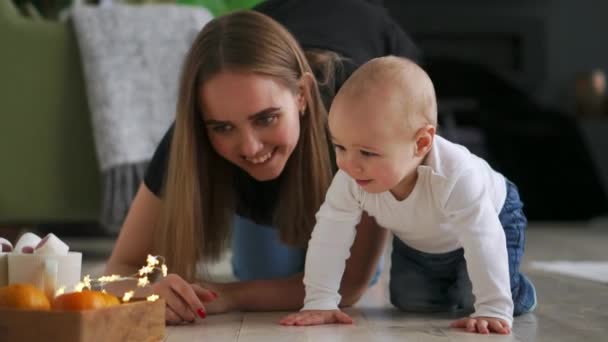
[279,310,353,326]
[195,281,234,315]
[152,273,218,325]
[450,316,511,334]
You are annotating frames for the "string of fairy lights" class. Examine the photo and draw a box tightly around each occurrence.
[55,255,167,303]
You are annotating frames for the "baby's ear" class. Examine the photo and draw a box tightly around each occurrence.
[414,125,436,157]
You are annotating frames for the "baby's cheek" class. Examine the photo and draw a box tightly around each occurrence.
[376,167,402,186]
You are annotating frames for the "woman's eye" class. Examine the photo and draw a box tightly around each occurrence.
[256,115,277,126]
[212,124,233,133]
[333,144,345,151]
[360,150,377,157]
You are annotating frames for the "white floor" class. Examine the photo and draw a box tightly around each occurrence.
[80,223,608,341]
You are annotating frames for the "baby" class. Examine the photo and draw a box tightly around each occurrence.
[280,56,536,334]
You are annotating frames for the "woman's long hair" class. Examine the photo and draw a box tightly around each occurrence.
[154,11,332,281]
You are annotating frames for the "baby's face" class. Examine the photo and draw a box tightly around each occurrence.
[329,93,419,195]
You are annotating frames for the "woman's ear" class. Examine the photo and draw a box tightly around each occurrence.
[414,125,436,157]
[297,72,315,113]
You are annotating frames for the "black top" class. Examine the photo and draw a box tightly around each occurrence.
[254,0,420,67]
[143,0,420,224]
[255,0,420,106]
[144,124,282,224]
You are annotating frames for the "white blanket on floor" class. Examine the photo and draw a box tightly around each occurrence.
[530,260,608,283]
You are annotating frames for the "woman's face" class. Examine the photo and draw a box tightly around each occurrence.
[200,71,304,181]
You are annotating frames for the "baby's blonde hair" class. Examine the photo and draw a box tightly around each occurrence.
[337,56,437,136]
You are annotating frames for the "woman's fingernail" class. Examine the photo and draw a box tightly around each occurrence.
[197,308,206,319]
[211,291,219,298]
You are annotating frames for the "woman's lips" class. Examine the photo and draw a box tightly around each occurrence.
[245,151,272,164]
[244,147,278,165]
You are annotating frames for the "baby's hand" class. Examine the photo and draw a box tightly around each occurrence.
[279,310,353,326]
[450,316,511,334]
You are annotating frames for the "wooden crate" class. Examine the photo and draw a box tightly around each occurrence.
[0,299,165,342]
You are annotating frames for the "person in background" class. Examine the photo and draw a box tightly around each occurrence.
[255,0,420,109]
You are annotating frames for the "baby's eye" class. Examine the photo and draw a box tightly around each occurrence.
[360,150,377,157]
[333,144,345,151]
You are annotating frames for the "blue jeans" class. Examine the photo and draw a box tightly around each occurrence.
[231,215,383,284]
[389,179,537,316]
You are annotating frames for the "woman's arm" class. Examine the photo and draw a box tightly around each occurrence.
[105,184,161,276]
[106,184,218,324]
[203,212,387,313]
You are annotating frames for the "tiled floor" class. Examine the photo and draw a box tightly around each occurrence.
[80,223,608,341]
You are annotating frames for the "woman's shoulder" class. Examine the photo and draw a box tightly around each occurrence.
[143,123,175,197]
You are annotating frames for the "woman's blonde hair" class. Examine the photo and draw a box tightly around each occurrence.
[154,10,333,281]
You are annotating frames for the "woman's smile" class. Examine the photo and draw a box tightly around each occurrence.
[244,147,277,165]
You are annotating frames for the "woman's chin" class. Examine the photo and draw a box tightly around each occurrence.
[245,160,287,181]
[237,148,290,181]
[247,166,284,181]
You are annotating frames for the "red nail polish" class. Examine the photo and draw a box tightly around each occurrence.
[211,291,219,298]
[197,308,206,319]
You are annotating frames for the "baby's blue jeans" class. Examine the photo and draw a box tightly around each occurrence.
[389,179,537,316]
[231,215,382,285]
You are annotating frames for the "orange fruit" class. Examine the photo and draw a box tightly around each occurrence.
[52,290,120,311]
[0,283,51,310]
[101,292,120,307]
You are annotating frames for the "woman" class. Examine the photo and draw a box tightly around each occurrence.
[105,10,388,324]
[229,0,421,282]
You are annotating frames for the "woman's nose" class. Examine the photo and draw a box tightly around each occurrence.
[238,130,264,157]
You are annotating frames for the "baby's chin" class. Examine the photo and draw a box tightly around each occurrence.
[360,184,390,194]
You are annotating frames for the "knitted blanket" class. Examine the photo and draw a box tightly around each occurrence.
[72,3,212,233]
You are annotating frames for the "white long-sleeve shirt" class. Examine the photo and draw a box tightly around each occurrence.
[303,135,514,326]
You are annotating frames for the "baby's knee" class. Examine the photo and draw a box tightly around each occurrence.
[389,277,449,313]
[389,292,450,313]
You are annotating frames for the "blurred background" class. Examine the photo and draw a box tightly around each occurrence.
[2,3,607,338]
[1,0,607,250]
